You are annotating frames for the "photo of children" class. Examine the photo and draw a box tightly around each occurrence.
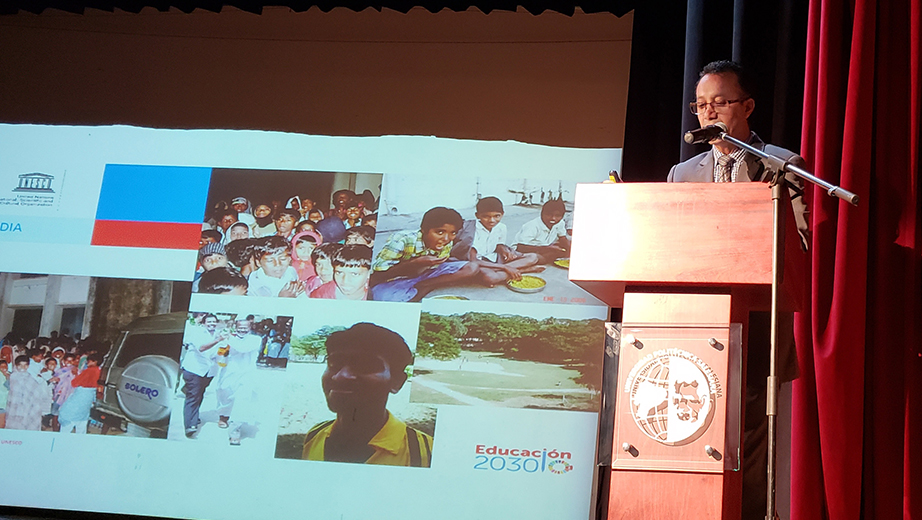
[274,301,435,467]
[411,300,608,412]
[371,175,603,305]
[0,271,193,438]
[194,168,381,299]
[171,312,293,446]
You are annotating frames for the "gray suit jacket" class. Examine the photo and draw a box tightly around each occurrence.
[667,133,810,250]
[667,133,806,383]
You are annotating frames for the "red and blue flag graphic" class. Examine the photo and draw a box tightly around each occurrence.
[91,165,211,250]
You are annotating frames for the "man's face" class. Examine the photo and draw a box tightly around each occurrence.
[234,320,250,337]
[322,349,398,414]
[476,211,504,231]
[334,193,351,209]
[218,214,237,232]
[232,202,247,213]
[254,205,272,218]
[45,359,57,370]
[333,266,370,298]
[315,257,334,283]
[0,362,8,376]
[229,225,249,242]
[259,250,292,278]
[695,72,754,142]
[275,214,296,235]
[541,210,565,230]
[52,350,64,360]
[15,361,29,372]
[202,254,228,272]
[423,223,458,251]
[300,198,314,215]
[63,356,76,367]
[345,205,362,220]
[31,353,43,363]
[203,317,218,333]
[308,210,323,223]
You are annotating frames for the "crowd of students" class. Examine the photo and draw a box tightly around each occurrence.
[0,334,106,433]
[195,189,376,301]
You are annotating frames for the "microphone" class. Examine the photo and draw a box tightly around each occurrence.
[684,123,728,145]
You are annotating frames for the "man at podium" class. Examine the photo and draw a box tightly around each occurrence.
[667,60,809,250]
[666,60,809,520]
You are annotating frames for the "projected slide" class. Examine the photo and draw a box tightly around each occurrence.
[0,124,619,520]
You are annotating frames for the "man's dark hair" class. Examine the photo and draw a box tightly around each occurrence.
[332,244,372,270]
[218,208,238,221]
[199,267,248,294]
[28,348,42,358]
[201,229,222,243]
[255,235,291,259]
[476,196,504,214]
[541,198,566,216]
[332,189,355,205]
[325,323,413,372]
[87,352,104,365]
[698,60,754,97]
[14,355,29,366]
[311,242,343,266]
[274,208,300,221]
[225,238,258,267]
[345,225,375,244]
[420,207,463,232]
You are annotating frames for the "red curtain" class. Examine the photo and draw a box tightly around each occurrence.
[795,0,922,519]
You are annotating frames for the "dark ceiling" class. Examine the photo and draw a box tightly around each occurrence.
[0,1,635,16]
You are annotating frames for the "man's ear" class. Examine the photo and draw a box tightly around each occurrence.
[390,371,408,394]
[744,98,755,119]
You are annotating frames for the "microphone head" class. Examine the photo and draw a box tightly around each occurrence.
[714,122,728,132]
[683,131,695,144]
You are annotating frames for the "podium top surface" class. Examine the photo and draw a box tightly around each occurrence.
[569,182,801,290]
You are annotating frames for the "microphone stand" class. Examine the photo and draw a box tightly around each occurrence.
[717,132,858,520]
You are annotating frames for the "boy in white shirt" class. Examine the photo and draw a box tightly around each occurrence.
[513,198,570,264]
[452,197,542,286]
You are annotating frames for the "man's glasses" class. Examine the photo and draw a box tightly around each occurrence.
[689,98,749,115]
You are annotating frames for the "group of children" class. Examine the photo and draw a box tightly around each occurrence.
[196,190,572,303]
[370,197,571,302]
[0,345,103,434]
[195,190,377,301]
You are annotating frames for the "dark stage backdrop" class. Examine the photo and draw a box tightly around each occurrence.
[621,0,808,182]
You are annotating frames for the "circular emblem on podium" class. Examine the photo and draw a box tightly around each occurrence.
[624,348,720,446]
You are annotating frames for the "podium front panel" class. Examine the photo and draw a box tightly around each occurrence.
[611,326,741,473]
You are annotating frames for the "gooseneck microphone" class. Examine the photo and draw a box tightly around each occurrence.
[684,122,728,144]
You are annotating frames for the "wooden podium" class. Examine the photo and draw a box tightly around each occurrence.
[569,182,803,520]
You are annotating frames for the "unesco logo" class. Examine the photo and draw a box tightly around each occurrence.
[13,172,55,193]
[474,444,574,475]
